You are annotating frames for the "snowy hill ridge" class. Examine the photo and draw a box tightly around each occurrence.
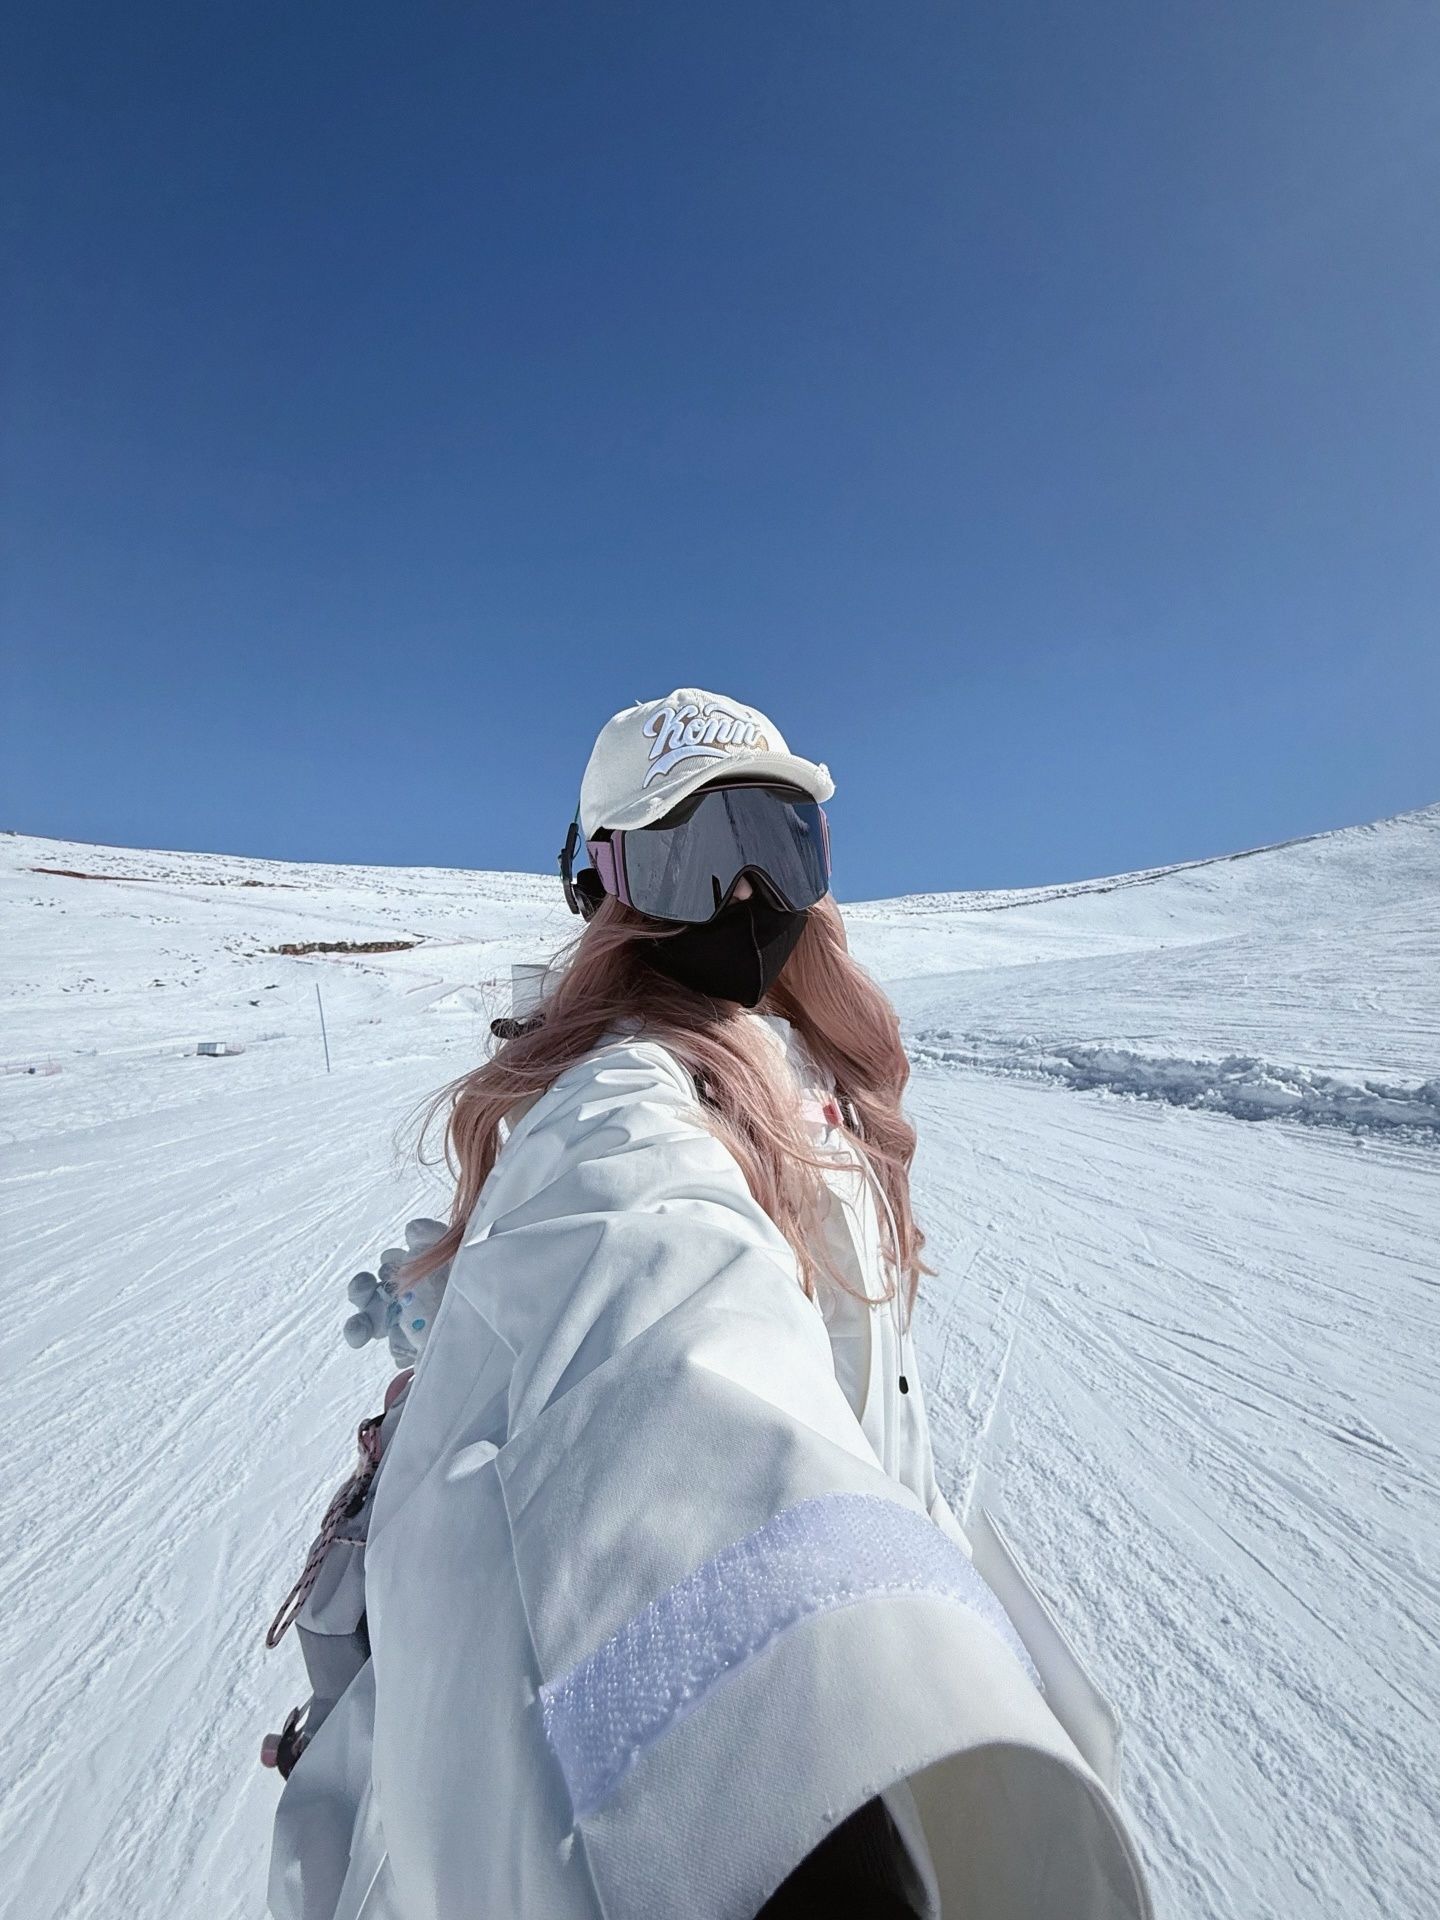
[845,798,1440,917]
[861,803,1440,1139]
[1,804,1437,1920]
[9,794,1436,915]
[840,802,1440,1103]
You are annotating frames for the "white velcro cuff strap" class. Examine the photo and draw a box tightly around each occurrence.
[539,1491,1039,1821]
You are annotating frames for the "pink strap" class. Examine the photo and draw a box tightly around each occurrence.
[264,1414,385,1649]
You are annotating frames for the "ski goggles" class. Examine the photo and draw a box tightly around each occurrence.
[561,784,831,924]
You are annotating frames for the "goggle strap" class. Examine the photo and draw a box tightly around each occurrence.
[588,837,624,905]
[558,817,583,915]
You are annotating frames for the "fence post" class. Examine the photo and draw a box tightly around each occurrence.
[316,982,332,1073]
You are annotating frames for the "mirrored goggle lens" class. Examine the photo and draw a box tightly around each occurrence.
[616,787,830,923]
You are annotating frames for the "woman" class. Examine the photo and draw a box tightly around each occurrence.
[266,690,1152,1920]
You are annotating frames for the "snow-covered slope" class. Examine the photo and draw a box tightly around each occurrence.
[847,804,1440,1082]
[1,809,1436,1919]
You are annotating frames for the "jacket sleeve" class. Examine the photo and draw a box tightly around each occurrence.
[360,1038,1153,1920]
[436,1037,879,1460]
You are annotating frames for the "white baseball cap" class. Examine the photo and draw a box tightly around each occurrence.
[578,689,835,836]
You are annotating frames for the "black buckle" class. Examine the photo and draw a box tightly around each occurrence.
[559,818,606,921]
[559,818,583,915]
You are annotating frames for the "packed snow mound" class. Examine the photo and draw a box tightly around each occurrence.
[910,1032,1440,1136]
[1,806,1436,1920]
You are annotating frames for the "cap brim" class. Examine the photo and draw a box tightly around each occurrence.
[588,750,835,835]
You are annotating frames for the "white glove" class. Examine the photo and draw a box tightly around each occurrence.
[344,1218,453,1366]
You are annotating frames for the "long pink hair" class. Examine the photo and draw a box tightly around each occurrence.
[415,894,925,1303]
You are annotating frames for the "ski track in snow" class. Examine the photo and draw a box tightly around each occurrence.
[1,810,1436,1920]
[909,1077,1437,1918]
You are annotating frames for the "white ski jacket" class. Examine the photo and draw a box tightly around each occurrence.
[269,1019,1151,1920]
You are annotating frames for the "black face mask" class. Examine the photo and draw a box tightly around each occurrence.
[641,896,808,1007]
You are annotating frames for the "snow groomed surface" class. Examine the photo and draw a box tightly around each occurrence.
[1,806,1436,1918]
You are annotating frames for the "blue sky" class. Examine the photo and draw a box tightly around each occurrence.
[3,1,1437,898]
